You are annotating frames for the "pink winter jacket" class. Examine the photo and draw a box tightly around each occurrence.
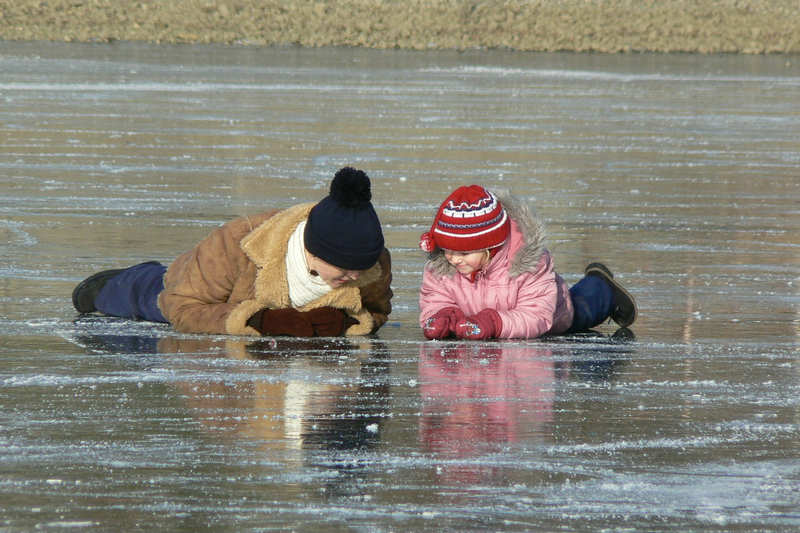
[418,193,574,339]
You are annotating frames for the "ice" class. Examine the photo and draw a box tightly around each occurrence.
[0,41,798,531]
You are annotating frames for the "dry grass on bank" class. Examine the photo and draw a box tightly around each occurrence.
[1,0,799,53]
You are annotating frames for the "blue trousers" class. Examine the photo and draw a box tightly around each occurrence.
[566,274,614,333]
[94,261,169,323]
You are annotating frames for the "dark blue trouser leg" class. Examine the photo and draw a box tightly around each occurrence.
[94,261,168,323]
[567,274,614,333]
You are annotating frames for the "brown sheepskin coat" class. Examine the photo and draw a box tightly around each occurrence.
[157,203,392,336]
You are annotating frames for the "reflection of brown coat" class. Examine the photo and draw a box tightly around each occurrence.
[157,203,392,336]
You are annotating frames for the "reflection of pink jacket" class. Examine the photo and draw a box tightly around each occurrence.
[419,343,555,480]
[419,193,573,338]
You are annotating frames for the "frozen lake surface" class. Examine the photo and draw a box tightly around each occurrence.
[1,41,798,531]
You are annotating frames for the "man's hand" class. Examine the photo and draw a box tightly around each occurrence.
[247,306,351,337]
[304,307,351,336]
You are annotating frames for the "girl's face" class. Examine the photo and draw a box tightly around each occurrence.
[310,256,363,288]
[443,249,489,276]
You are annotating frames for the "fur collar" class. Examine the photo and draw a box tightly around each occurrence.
[425,190,547,279]
[237,203,382,335]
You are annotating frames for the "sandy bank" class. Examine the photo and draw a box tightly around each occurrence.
[1,0,799,54]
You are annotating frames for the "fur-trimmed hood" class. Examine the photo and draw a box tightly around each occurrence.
[424,190,547,279]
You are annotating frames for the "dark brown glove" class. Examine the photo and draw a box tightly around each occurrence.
[247,307,356,337]
[303,307,350,336]
[247,308,313,337]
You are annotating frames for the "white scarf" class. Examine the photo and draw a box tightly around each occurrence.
[285,220,332,308]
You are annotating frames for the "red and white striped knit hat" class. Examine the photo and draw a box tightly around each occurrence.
[419,185,510,253]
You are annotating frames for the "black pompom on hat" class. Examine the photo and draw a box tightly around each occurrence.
[304,167,384,271]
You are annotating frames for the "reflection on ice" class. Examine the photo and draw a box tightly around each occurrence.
[68,326,391,456]
[419,343,557,484]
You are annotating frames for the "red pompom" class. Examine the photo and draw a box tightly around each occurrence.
[419,231,436,253]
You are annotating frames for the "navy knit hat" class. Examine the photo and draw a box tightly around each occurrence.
[304,167,384,271]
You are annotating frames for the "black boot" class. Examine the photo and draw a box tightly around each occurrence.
[72,269,125,313]
[584,262,638,328]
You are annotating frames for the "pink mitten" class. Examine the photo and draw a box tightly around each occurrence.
[455,309,503,340]
[422,307,465,340]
